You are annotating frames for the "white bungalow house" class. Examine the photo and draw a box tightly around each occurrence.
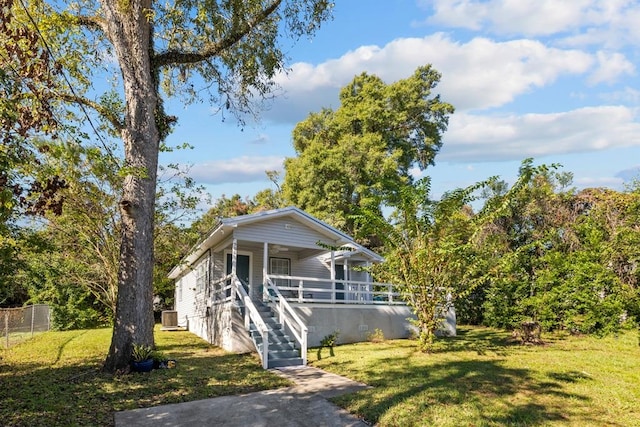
[168,206,455,368]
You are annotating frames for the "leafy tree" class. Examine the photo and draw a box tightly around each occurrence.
[360,178,487,351]
[283,66,454,239]
[2,0,333,371]
[20,140,208,328]
[477,167,638,335]
[474,166,571,329]
[361,159,557,351]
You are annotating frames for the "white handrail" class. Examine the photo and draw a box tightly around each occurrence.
[267,274,403,304]
[233,277,269,369]
[265,277,308,365]
[207,273,235,304]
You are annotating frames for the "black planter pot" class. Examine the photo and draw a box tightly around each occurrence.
[132,359,154,373]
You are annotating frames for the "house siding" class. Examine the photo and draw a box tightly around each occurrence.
[169,208,450,358]
[234,217,340,249]
[173,252,210,334]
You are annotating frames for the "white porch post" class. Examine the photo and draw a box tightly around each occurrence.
[232,238,237,297]
[231,238,237,276]
[330,250,336,304]
[366,261,371,302]
[344,259,349,301]
[263,242,268,301]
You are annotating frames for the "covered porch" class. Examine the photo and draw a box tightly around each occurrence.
[170,207,454,368]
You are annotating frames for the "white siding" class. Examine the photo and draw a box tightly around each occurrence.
[174,269,197,328]
[234,217,339,249]
[174,252,211,332]
[295,254,331,279]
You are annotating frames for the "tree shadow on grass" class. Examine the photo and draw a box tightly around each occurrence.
[430,326,520,356]
[0,340,290,427]
[329,356,611,427]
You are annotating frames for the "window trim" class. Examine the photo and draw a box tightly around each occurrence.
[269,257,291,288]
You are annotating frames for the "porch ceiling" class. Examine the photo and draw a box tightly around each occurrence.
[215,240,326,260]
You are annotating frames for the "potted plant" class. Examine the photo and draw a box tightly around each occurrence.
[152,350,168,369]
[131,344,154,373]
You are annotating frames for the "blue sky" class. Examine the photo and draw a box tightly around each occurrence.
[159,0,640,207]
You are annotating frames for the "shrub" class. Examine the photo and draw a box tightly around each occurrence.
[367,328,385,343]
[320,330,339,347]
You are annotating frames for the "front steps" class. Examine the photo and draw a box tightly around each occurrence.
[249,299,304,368]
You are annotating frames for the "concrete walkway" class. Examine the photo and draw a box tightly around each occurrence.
[113,366,371,426]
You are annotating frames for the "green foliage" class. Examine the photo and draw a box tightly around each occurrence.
[131,343,154,362]
[367,328,385,343]
[151,350,168,363]
[283,66,453,238]
[4,0,335,372]
[320,330,339,347]
[364,177,486,351]
[476,168,639,336]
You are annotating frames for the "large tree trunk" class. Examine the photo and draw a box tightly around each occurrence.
[101,0,159,372]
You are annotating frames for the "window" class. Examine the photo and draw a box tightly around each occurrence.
[195,258,208,293]
[177,279,182,302]
[269,257,291,288]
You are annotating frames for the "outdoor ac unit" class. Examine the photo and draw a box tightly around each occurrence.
[161,310,178,328]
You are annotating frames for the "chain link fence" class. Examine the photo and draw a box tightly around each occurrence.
[1,304,50,348]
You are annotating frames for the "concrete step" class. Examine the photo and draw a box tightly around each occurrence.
[267,357,304,369]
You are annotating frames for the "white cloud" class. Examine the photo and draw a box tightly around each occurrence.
[615,166,640,182]
[266,34,593,123]
[425,0,640,48]
[439,106,640,162]
[249,134,271,145]
[188,156,284,185]
[574,175,625,188]
[426,0,592,36]
[601,86,640,104]
[588,51,635,85]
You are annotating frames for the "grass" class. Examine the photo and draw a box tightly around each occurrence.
[3,325,639,427]
[0,325,291,426]
[2,331,46,349]
[308,326,640,427]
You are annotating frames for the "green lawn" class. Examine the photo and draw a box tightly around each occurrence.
[309,326,640,427]
[0,326,290,426]
[3,325,639,427]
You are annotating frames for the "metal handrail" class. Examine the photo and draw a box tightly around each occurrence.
[265,277,308,365]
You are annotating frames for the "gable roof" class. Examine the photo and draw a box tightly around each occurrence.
[168,206,383,279]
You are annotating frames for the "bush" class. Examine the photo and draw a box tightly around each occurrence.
[367,328,385,343]
[320,330,339,347]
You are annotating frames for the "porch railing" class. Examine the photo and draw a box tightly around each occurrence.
[232,275,269,369]
[266,274,404,305]
[263,277,308,365]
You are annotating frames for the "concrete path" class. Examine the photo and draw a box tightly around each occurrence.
[113,366,371,426]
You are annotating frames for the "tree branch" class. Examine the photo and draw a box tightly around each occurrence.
[73,14,107,33]
[57,93,125,131]
[152,0,282,68]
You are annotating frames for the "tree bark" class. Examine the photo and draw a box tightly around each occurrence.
[101,0,159,372]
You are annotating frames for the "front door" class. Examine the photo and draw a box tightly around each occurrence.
[334,265,345,300]
[226,253,250,293]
